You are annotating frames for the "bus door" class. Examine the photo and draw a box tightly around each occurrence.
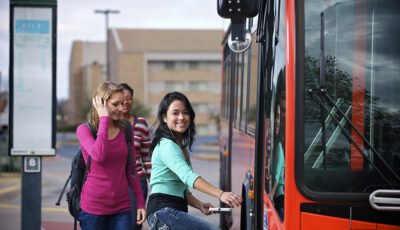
[262,0,288,228]
[220,41,236,229]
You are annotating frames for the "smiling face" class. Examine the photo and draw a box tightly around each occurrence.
[122,89,133,114]
[163,99,191,136]
[106,91,124,121]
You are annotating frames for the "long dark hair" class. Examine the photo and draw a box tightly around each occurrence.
[121,83,134,95]
[150,91,196,152]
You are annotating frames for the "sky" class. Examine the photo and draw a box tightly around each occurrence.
[0,0,228,100]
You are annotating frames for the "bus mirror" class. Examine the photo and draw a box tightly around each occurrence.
[228,18,252,53]
[228,29,252,53]
[217,0,259,18]
[217,0,258,52]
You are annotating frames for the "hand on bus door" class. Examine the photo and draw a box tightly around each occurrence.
[219,191,243,208]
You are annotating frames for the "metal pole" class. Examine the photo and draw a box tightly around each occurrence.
[21,157,42,230]
[105,13,109,81]
[10,1,57,229]
[94,9,119,81]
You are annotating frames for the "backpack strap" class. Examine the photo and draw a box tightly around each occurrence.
[55,174,71,206]
[82,121,96,183]
[123,119,136,179]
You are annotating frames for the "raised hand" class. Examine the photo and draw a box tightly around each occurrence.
[93,96,109,117]
[219,191,243,208]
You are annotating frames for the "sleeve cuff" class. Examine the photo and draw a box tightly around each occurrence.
[97,116,109,135]
[188,174,201,188]
[99,116,109,123]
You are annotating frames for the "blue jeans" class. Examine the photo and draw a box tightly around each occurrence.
[78,209,132,230]
[147,207,220,230]
[130,178,148,230]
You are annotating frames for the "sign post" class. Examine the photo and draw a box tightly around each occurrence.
[9,1,57,229]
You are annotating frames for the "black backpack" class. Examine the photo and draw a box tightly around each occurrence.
[55,120,135,230]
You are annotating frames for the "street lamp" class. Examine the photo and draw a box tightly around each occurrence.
[94,9,120,81]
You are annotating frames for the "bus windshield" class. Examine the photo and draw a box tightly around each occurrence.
[303,0,400,193]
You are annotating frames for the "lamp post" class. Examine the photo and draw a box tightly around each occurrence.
[94,9,119,81]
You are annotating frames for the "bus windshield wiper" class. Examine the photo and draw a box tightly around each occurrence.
[319,12,327,174]
[308,89,400,189]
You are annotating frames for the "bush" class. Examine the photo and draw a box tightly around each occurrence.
[57,123,79,132]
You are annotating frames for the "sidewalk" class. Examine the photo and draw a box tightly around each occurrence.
[0,165,149,230]
[0,172,20,203]
[0,172,21,230]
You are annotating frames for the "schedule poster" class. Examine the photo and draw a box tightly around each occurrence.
[11,7,54,156]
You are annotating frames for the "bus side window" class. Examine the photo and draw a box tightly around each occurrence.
[270,90,285,221]
[246,34,259,133]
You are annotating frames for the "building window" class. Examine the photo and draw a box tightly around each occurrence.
[189,82,208,91]
[165,82,185,91]
[165,61,175,69]
[192,103,209,113]
[165,61,186,70]
[189,61,199,69]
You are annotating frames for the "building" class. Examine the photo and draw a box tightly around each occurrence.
[68,29,222,135]
[67,41,105,123]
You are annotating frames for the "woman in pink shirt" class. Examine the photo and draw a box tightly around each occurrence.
[76,81,146,230]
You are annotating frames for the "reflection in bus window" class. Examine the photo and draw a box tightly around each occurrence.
[222,45,231,121]
[247,33,259,133]
[304,0,400,192]
[269,91,285,221]
[241,51,249,131]
[266,0,287,221]
[235,54,244,129]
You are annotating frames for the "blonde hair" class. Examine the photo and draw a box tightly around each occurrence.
[87,81,127,130]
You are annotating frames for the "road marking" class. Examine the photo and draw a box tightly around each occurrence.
[0,203,18,208]
[0,184,20,195]
[0,203,68,212]
[43,207,69,212]
[193,153,219,161]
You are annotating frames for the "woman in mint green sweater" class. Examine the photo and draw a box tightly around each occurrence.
[146,91,242,230]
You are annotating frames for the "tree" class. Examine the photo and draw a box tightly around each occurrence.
[131,99,151,119]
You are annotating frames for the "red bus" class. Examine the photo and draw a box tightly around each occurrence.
[217,0,400,229]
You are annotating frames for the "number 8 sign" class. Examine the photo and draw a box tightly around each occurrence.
[24,157,40,173]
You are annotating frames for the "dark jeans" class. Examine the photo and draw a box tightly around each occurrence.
[78,209,132,230]
[274,195,284,221]
[147,207,220,230]
[129,177,148,230]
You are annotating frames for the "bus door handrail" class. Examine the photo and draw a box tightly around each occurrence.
[304,98,344,161]
[369,189,400,211]
[312,105,351,168]
[309,89,400,189]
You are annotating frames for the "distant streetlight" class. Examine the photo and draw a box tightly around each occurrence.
[94,9,120,81]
